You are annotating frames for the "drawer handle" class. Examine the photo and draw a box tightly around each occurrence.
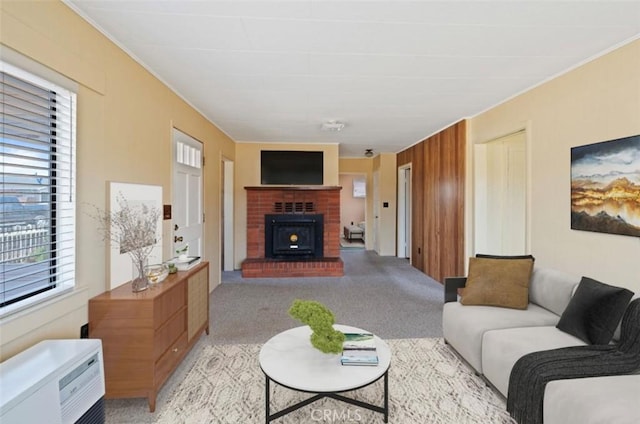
[173,347,179,353]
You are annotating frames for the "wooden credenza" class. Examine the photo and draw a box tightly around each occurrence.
[89,261,209,412]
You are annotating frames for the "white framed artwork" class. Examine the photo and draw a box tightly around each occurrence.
[353,178,366,198]
[107,182,163,289]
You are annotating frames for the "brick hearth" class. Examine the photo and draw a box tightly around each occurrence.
[242,186,344,277]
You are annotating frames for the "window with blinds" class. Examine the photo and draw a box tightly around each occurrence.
[0,61,76,309]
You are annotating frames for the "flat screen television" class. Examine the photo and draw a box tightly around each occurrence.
[261,150,324,185]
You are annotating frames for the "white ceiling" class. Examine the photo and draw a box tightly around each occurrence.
[65,1,640,157]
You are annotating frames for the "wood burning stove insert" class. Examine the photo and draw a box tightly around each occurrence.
[265,214,323,259]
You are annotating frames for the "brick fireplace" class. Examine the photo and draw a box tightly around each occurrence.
[242,186,344,277]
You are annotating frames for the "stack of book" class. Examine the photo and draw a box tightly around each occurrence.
[169,256,201,271]
[340,332,379,366]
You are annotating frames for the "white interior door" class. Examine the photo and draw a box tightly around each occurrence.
[502,140,526,251]
[475,131,526,255]
[172,128,203,259]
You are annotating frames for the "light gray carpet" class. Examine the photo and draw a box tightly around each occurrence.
[212,250,445,344]
[104,251,463,423]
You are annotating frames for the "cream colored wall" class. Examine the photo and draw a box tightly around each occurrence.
[0,0,235,360]
[469,39,640,292]
[233,142,339,268]
[373,153,398,256]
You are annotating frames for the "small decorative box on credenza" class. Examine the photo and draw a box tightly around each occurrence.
[88,261,209,412]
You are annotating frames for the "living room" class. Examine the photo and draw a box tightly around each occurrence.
[1,1,639,423]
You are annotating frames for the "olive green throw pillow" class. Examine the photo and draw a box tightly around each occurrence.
[461,257,534,309]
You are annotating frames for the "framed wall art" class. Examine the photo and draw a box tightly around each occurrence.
[570,134,640,237]
[107,182,163,289]
[353,178,366,198]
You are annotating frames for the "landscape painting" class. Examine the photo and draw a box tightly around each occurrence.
[571,135,640,237]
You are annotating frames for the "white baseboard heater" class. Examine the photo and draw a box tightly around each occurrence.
[0,339,105,424]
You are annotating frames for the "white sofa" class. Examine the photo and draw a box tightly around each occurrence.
[443,267,640,424]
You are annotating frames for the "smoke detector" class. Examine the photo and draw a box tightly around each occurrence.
[364,149,374,157]
[320,120,345,132]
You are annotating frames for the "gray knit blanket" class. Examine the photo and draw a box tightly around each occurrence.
[507,298,640,424]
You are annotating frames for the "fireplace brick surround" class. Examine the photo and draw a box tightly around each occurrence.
[242,186,344,277]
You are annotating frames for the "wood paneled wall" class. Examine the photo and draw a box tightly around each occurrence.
[397,120,466,283]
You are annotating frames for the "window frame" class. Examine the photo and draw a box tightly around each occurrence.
[0,60,77,318]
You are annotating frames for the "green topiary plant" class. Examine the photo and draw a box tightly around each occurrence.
[288,299,345,354]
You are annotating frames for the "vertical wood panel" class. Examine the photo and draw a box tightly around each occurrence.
[396,120,465,283]
[411,143,424,270]
[425,133,440,279]
[397,149,410,167]
[442,129,453,278]
[439,126,461,279]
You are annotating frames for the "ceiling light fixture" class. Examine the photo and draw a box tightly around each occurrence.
[321,120,345,132]
[364,149,374,157]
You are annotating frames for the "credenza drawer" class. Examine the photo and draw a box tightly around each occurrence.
[155,332,187,389]
[154,308,186,360]
[155,284,185,328]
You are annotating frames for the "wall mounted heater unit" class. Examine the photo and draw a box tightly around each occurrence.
[0,339,105,424]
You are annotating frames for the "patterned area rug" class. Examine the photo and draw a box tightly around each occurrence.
[156,338,515,424]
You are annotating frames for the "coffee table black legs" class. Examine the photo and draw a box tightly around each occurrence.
[265,377,330,423]
[384,370,388,422]
[265,375,270,424]
[265,375,324,423]
[265,371,389,423]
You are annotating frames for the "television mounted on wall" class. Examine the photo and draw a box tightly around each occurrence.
[261,150,324,185]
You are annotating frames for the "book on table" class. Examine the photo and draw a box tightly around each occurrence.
[341,332,379,366]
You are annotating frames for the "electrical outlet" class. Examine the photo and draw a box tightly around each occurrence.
[80,323,89,339]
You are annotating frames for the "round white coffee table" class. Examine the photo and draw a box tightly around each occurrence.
[259,324,391,423]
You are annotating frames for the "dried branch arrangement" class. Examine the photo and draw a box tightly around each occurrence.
[89,193,161,289]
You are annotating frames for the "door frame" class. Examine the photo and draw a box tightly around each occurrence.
[221,156,234,271]
[338,172,367,248]
[373,169,380,253]
[397,163,411,260]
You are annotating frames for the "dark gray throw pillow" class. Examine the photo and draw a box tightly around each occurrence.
[556,276,634,344]
[476,254,535,261]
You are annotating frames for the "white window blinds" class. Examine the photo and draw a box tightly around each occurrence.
[0,61,76,308]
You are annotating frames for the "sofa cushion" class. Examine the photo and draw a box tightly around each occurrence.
[481,326,586,396]
[528,267,580,316]
[460,257,533,309]
[443,301,559,373]
[543,375,640,424]
[556,276,634,344]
